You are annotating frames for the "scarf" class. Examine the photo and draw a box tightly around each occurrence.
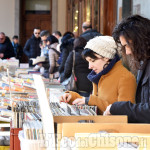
[87,54,120,84]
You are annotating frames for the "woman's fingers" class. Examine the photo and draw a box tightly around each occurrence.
[72,98,85,105]
[66,94,71,102]
[60,93,71,103]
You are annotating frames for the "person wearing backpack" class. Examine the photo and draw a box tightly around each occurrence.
[47,35,60,78]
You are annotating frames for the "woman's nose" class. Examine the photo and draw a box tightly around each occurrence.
[89,63,93,69]
[125,48,132,55]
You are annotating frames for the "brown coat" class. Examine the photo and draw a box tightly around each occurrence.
[67,60,137,114]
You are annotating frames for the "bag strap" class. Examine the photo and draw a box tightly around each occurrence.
[72,50,75,73]
[50,48,60,68]
[50,48,60,56]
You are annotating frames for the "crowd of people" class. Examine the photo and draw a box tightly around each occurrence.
[1,14,150,123]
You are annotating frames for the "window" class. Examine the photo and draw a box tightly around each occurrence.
[66,0,117,35]
[67,0,101,35]
[73,1,79,32]
[25,0,51,14]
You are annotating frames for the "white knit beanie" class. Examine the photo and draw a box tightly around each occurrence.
[84,36,117,59]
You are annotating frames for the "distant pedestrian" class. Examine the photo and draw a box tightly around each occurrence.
[53,31,62,44]
[12,35,23,62]
[23,28,41,66]
[80,21,102,41]
[47,35,60,78]
[40,30,50,57]
[0,32,15,59]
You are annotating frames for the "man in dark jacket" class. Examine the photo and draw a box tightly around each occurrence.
[80,22,102,41]
[23,28,41,66]
[0,32,15,59]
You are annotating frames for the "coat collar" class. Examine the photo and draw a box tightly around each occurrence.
[100,60,122,77]
[92,60,122,96]
[136,60,150,87]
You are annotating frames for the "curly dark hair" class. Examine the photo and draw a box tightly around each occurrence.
[112,15,150,62]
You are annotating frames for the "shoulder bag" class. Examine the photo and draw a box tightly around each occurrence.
[61,50,77,91]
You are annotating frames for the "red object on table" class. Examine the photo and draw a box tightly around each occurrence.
[10,128,22,150]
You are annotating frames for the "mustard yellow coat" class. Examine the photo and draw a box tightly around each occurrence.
[67,60,137,114]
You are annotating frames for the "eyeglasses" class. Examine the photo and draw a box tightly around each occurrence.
[35,32,40,35]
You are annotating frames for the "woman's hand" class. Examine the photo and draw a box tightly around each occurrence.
[103,104,112,116]
[72,97,85,105]
[60,93,72,103]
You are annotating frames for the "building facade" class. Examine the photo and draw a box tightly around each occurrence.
[0,0,150,46]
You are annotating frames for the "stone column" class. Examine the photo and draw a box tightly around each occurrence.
[14,0,20,37]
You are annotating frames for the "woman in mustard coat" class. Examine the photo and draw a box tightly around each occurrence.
[60,36,137,114]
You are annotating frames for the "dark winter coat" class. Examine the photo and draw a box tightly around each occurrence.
[0,36,15,59]
[23,35,41,59]
[80,29,102,41]
[59,38,74,73]
[61,48,93,93]
[110,59,150,123]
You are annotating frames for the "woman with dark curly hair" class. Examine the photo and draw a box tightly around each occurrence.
[104,15,150,123]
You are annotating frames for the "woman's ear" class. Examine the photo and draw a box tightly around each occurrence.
[104,57,109,62]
